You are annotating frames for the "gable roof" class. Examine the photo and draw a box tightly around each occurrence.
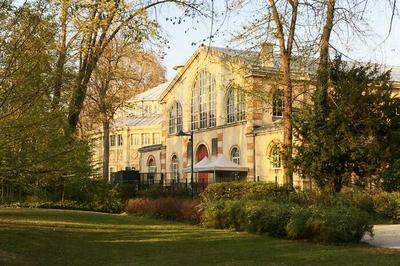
[111,114,162,129]
[160,45,400,101]
[132,81,171,102]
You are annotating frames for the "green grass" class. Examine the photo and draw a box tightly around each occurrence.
[0,208,399,265]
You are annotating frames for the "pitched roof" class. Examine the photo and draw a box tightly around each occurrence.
[160,45,400,101]
[132,81,171,101]
[111,114,162,128]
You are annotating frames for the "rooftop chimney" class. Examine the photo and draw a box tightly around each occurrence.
[260,43,274,67]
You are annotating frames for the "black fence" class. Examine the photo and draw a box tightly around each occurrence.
[114,172,243,198]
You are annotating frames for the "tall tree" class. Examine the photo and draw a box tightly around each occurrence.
[48,0,210,132]
[293,58,399,193]
[82,38,165,180]
[268,0,298,186]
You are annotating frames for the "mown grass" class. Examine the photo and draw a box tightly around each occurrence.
[0,208,399,265]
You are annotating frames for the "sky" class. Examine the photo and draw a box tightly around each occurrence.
[156,2,400,79]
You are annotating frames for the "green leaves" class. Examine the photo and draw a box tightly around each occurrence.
[294,57,399,192]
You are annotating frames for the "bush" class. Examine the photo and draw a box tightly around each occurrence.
[202,200,295,237]
[125,197,201,223]
[201,200,227,228]
[202,198,373,243]
[137,186,189,199]
[201,182,296,203]
[372,192,400,220]
[308,204,373,243]
[286,207,314,239]
[1,177,124,213]
[245,201,294,237]
[1,199,123,213]
[335,189,375,214]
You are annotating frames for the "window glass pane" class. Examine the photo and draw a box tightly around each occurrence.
[231,147,240,165]
[272,93,284,117]
[153,133,160,144]
[209,74,216,127]
[110,135,116,146]
[227,90,235,123]
[272,146,281,168]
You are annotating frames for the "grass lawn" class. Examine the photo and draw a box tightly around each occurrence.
[0,208,399,265]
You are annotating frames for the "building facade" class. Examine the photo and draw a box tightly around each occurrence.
[138,44,316,187]
[91,82,169,179]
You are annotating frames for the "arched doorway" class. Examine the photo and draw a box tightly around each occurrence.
[147,156,156,183]
[196,144,208,182]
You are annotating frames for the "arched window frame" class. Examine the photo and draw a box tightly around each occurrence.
[147,156,157,173]
[231,147,240,165]
[226,86,246,124]
[191,70,217,130]
[169,101,182,134]
[271,145,281,169]
[171,155,179,180]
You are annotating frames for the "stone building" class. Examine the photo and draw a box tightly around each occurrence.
[136,44,312,187]
[91,82,169,179]
[138,44,400,187]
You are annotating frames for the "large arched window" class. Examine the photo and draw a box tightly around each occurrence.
[171,155,179,180]
[226,87,246,123]
[231,147,240,165]
[169,101,182,134]
[191,70,216,130]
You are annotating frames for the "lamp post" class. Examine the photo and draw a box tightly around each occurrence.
[177,130,194,199]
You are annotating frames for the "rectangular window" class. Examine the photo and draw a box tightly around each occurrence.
[110,135,116,146]
[211,138,218,156]
[142,133,151,145]
[153,133,161,144]
[237,93,246,121]
[209,80,216,127]
[272,94,284,117]
[117,134,123,146]
[130,134,140,146]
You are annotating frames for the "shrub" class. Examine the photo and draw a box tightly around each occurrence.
[201,182,296,203]
[245,201,294,237]
[2,199,123,213]
[181,199,202,224]
[337,189,375,214]
[202,199,295,237]
[201,200,227,228]
[286,207,314,239]
[201,197,373,243]
[125,197,201,222]
[137,186,189,199]
[308,204,373,243]
[372,192,400,220]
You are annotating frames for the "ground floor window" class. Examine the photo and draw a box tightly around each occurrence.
[231,147,240,165]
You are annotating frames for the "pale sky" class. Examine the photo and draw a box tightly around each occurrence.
[157,2,400,79]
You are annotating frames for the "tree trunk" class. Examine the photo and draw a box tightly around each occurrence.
[102,120,110,181]
[281,53,293,186]
[316,0,336,122]
[52,0,69,108]
[268,0,298,187]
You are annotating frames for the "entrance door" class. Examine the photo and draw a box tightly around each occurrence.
[196,144,208,182]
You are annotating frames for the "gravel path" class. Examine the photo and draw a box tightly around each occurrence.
[362,225,400,249]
